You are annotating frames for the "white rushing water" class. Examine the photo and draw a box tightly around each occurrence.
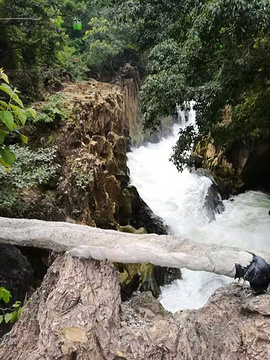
[127,109,270,312]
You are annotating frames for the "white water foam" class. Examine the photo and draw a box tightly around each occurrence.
[127,109,270,312]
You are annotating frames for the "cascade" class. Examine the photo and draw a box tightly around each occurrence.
[127,108,270,312]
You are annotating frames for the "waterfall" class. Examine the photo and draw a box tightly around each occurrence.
[127,108,270,312]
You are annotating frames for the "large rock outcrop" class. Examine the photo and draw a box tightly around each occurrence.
[0,68,172,297]
[0,255,270,359]
[0,66,166,233]
[194,106,270,194]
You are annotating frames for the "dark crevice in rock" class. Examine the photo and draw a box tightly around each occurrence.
[0,245,33,338]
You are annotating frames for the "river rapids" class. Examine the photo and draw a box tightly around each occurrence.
[127,109,270,312]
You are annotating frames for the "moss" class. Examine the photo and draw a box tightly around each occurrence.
[117,224,147,234]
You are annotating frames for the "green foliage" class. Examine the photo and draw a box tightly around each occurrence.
[0,69,36,170]
[55,1,137,79]
[127,0,270,169]
[170,125,198,172]
[0,0,67,98]
[34,94,66,124]
[0,145,60,189]
[114,0,196,50]
[0,287,22,325]
[67,157,94,189]
[0,189,18,210]
[0,0,138,89]
[0,144,60,217]
[56,42,89,80]
[83,16,135,71]
[0,287,11,304]
[0,0,96,94]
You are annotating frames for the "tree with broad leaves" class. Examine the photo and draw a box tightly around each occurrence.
[116,0,270,170]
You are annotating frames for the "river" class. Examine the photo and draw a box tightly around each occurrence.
[127,110,270,312]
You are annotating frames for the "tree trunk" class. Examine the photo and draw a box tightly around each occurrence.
[0,216,269,277]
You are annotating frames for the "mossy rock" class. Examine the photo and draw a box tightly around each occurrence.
[117,224,147,234]
[114,262,182,301]
[114,262,158,300]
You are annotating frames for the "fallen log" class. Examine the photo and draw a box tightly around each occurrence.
[1,216,269,277]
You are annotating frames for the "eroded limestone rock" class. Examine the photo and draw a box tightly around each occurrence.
[1,256,270,359]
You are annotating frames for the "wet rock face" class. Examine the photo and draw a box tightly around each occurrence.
[127,185,168,235]
[204,183,224,221]
[116,263,181,301]
[194,137,270,194]
[193,168,225,221]
[240,140,270,192]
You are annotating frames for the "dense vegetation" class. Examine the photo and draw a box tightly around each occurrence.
[0,0,137,99]
[116,0,270,170]
[1,0,270,171]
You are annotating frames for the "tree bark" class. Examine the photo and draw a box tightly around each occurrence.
[0,216,269,278]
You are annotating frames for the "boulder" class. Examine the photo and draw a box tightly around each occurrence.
[1,256,270,359]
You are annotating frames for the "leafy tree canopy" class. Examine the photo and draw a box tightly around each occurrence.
[0,0,137,93]
[118,0,270,170]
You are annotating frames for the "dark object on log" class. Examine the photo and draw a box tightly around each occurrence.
[235,263,246,280]
[235,254,270,295]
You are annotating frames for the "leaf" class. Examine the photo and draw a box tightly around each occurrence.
[10,311,17,324]
[10,104,20,112]
[0,129,9,136]
[1,110,14,131]
[0,83,14,97]
[17,108,27,125]
[0,315,3,324]
[28,108,37,118]
[20,134,28,144]
[0,158,11,170]
[12,301,21,308]
[0,147,16,166]
[0,287,11,303]
[0,100,8,109]
[17,307,22,320]
[4,313,13,323]
[0,133,4,144]
[1,72,9,84]
[12,93,24,108]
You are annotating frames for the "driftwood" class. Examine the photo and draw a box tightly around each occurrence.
[1,216,270,278]
[1,255,270,359]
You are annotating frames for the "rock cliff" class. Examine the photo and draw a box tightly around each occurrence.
[0,67,180,302]
[194,107,270,194]
[1,70,165,233]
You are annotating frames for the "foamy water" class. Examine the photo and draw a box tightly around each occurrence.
[127,109,270,312]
